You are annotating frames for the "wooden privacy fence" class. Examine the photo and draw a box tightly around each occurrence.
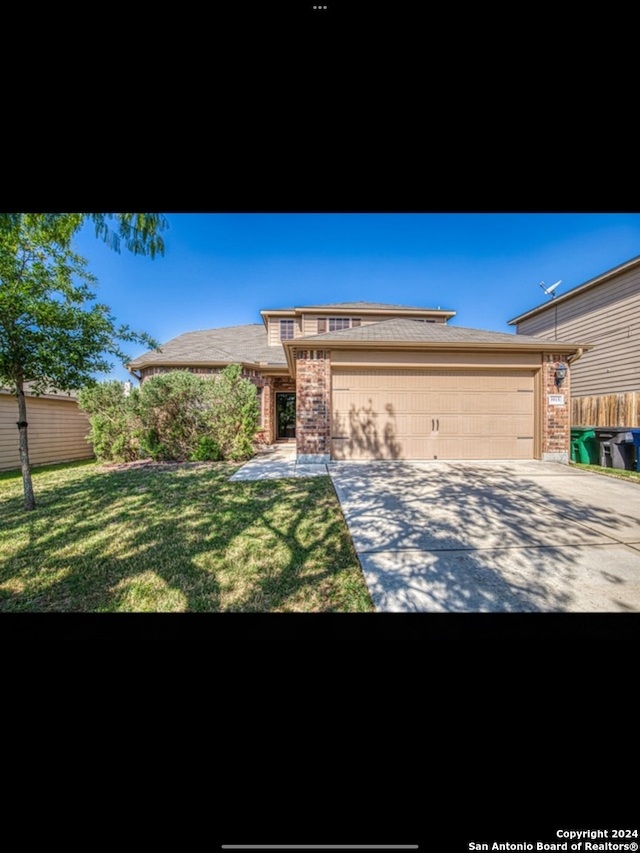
[572,392,640,427]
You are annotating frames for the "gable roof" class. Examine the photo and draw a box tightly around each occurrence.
[294,317,587,346]
[260,301,456,321]
[507,254,640,325]
[281,318,591,375]
[128,324,287,370]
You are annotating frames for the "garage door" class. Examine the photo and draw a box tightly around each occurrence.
[331,369,535,460]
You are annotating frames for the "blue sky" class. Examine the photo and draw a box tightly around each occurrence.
[73,213,640,383]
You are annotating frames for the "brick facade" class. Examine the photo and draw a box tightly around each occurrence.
[295,350,331,462]
[541,353,571,463]
[137,353,576,464]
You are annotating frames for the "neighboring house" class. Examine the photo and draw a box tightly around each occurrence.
[128,301,591,463]
[508,255,640,427]
[0,385,93,472]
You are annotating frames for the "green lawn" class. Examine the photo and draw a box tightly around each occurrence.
[569,460,640,484]
[0,460,374,612]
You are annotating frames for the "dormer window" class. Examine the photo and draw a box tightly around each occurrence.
[280,319,295,340]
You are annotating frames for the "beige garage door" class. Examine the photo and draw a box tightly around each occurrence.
[331,369,535,460]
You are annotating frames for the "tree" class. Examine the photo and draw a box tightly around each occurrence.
[0,214,161,510]
[0,213,168,259]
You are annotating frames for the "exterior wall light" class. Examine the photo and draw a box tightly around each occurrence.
[554,363,568,387]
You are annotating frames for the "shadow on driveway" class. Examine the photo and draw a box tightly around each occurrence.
[329,460,640,612]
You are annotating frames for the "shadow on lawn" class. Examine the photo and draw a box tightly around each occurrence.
[0,463,368,612]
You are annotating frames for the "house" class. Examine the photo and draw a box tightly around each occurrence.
[0,385,93,472]
[508,255,640,427]
[128,301,592,464]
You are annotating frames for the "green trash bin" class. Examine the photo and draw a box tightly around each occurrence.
[571,427,598,464]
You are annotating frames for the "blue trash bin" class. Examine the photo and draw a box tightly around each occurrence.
[627,428,640,472]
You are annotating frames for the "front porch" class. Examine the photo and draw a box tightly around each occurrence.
[252,373,296,447]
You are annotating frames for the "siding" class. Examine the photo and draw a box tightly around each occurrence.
[516,265,640,396]
[0,393,94,471]
[265,312,448,344]
[301,313,446,336]
[266,316,302,347]
[331,349,541,368]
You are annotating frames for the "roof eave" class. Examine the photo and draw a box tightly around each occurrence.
[126,358,288,372]
[260,306,457,319]
[507,254,640,325]
[293,306,457,318]
[260,309,296,318]
[282,337,592,375]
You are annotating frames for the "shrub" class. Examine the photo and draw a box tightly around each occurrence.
[191,435,222,462]
[137,370,213,461]
[138,428,170,462]
[77,381,141,463]
[137,367,259,462]
[208,364,260,460]
[78,367,260,464]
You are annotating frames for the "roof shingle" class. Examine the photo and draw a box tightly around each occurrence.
[128,324,287,368]
[295,317,584,346]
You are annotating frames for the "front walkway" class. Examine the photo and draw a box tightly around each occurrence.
[228,443,328,481]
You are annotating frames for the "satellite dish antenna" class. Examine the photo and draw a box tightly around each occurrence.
[540,279,562,299]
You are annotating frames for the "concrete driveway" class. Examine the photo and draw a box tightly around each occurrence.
[328,460,640,612]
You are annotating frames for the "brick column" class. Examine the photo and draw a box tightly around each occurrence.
[542,354,571,463]
[249,375,274,445]
[295,349,331,463]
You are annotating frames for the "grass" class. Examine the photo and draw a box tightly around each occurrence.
[0,460,374,612]
[569,460,640,484]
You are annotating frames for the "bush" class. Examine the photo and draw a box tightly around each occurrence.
[137,367,259,462]
[135,371,212,461]
[191,435,222,462]
[78,368,260,464]
[208,364,260,460]
[77,381,140,463]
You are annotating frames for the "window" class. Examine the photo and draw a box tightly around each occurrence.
[280,319,294,340]
[329,317,350,331]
